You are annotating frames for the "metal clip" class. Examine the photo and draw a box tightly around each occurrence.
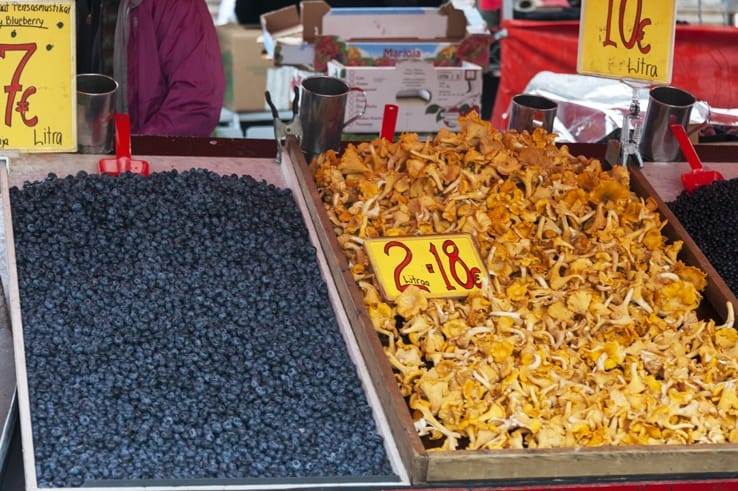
[0,151,18,174]
[266,87,302,163]
[619,97,644,168]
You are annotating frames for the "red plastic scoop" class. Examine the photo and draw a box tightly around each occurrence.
[670,123,723,193]
[99,113,150,176]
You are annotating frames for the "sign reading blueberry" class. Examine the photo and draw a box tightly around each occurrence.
[0,1,75,152]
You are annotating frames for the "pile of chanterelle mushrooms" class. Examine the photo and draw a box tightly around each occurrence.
[312,112,737,450]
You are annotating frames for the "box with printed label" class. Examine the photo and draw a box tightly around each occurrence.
[261,1,491,71]
[313,34,492,73]
[327,60,483,134]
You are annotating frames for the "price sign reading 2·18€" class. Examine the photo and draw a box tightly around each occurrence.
[364,234,486,301]
[0,1,76,152]
[577,0,677,85]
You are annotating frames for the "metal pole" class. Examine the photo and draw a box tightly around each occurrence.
[502,0,514,21]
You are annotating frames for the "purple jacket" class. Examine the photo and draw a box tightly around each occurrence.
[124,0,225,136]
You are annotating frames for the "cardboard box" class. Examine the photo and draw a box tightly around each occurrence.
[261,1,492,72]
[260,2,326,67]
[328,60,483,134]
[216,23,273,112]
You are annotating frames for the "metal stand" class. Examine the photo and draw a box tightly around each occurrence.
[265,87,302,164]
[617,82,646,168]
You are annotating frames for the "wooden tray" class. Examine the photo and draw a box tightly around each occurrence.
[0,152,408,491]
[285,138,738,484]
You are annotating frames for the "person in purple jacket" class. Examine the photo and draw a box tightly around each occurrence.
[77,0,225,137]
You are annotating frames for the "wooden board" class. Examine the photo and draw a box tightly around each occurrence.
[285,138,738,485]
[638,161,738,204]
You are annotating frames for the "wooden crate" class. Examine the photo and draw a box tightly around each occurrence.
[1,152,408,490]
[285,138,738,485]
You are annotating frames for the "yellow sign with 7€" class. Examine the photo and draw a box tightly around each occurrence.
[364,234,486,301]
[577,0,676,84]
[0,1,75,152]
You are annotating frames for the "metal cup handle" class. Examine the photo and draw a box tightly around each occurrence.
[687,99,714,137]
[343,86,367,129]
[531,111,546,129]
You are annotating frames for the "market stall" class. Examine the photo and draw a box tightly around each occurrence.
[3,1,738,490]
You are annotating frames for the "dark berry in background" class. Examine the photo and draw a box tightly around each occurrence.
[668,177,738,297]
[10,169,395,488]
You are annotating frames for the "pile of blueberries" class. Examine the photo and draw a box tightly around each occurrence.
[10,169,395,488]
[668,178,738,297]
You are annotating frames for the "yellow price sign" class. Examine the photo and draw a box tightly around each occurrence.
[0,1,76,152]
[577,0,676,84]
[364,233,486,301]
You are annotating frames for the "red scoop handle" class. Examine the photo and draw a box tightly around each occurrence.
[114,113,132,159]
[670,124,703,171]
[381,104,399,141]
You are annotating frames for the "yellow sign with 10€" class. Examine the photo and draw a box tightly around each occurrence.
[577,0,676,84]
[364,233,486,301]
[0,1,75,152]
